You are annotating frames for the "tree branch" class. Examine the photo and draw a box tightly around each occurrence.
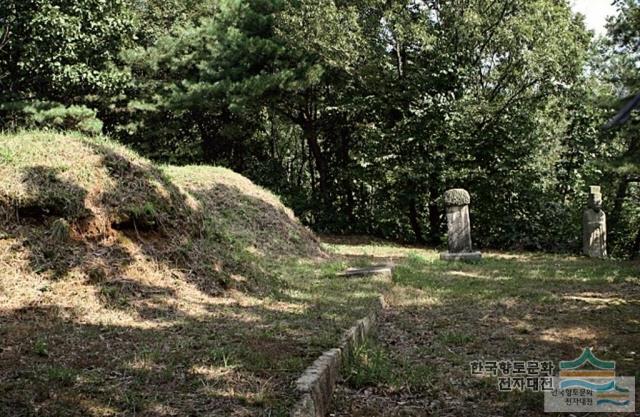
[0,26,9,51]
[472,0,515,67]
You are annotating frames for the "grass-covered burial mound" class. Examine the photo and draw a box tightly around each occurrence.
[0,131,390,416]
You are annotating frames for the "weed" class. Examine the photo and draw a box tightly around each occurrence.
[46,366,76,386]
[209,347,235,369]
[343,339,392,388]
[33,339,49,357]
[0,147,13,164]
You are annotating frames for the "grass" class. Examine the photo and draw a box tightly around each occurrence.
[329,242,640,417]
[0,131,391,417]
[343,339,393,388]
[1,131,638,416]
[342,337,437,393]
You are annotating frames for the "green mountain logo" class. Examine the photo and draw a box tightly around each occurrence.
[560,348,616,371]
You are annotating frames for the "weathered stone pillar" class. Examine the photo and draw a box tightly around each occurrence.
[440,189,482,261]
[583,186,607,258]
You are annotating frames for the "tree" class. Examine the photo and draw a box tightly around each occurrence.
[3,0,611,252]
[122,1,285,162]
[125,0,371,227]
[120,0,595,249]
[0,0,134,133]
[357,0,591,247]
[598,0,640,257]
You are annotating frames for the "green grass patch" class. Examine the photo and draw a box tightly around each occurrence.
[331,243,639,417]
[46,366,77,386]
[343,339,393,388]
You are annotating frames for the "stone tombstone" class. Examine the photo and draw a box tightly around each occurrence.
[583,185,607,258]
[440,189,482,261]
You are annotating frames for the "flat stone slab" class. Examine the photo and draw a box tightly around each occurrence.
[337,264,394,277]
[440,252,482,261]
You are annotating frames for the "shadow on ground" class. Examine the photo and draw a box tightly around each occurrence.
[1,136,384,417]
[331,252,640,417]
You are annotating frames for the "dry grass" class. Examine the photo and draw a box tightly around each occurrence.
[0,131,389,417]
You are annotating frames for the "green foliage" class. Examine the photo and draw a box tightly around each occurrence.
[610,0,640,55]
[1,0,639,257]
[50,218,71,242]
[45,366,77,386]
[117,0,628,254]
[33,339,49,357]
[0,0,135,132]
[126,201,159,230]
[1,101,103,135]
[116,0,290,164]
[0,0,133,98]
[587,0,640,257]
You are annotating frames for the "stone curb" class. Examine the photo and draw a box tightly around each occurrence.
[290,270,391,417]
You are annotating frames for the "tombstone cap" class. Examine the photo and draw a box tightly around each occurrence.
[444,189,471,206]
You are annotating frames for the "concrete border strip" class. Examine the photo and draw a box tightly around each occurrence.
[290,269,391,417]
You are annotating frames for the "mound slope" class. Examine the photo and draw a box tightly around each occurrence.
[0,131,322,294]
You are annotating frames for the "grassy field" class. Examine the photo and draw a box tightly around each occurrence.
[4,225,637,416]
[0,253,390,417]
[1,132,638,416]
[328,242,640,416]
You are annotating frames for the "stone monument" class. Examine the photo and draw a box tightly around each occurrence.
[583,186,607,258]
[440,189,482,261]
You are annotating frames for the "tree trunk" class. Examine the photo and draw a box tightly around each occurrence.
[608,177,629,250]
[428,184,442,245]
[408,199,425,244]
[632,227,640,260]
[428,201,441,245]
[195,111,218,164]
[340,128,356,228]
[297,136,305,189]
[303,121,329,204]
[268,110,278,160]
